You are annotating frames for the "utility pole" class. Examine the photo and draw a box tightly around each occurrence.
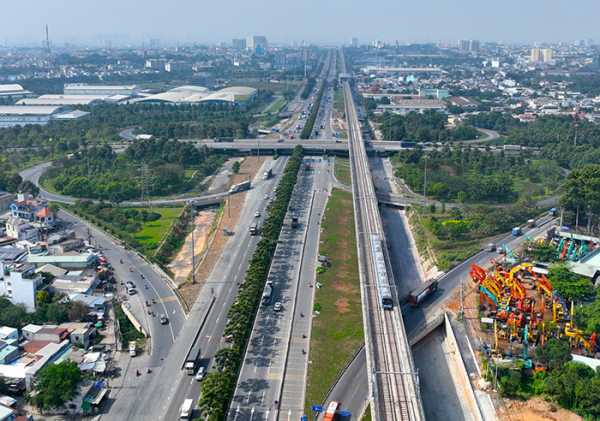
[190,200,196,284]
[460,277,464,320]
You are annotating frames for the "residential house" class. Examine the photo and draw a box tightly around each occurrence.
[5,218,40,242]
[49,238,84,254]
[28,252,97,270]
[2,263,44,312]
[10,198,47,220]
[449,96,480,109]
[0,193,14,212]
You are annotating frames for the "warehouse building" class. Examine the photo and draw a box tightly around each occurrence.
[0,84,34,99]
[0,106,89,127]
[200,86,258,104]
[64,84,141,96]
[17,94,131,106]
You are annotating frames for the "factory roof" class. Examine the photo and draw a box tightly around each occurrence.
[0,105,68,116]
[64,85,139,91]
[16,97,104,106]
[218,86,258,95]
[167,85,209,93]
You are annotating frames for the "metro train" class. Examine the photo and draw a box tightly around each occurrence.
[371,234,393,310]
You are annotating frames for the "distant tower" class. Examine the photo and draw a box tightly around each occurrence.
[45,24,52,70]
[139,159,153,212]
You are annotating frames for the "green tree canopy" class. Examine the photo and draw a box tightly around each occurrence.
[536,338,572,370]
[29,360,82,411]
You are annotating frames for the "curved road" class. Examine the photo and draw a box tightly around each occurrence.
[464,128,500,144]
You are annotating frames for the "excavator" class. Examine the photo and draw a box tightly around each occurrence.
[552,291,570,322]
[479,286,498,311]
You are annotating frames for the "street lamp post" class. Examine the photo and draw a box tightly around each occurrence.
[190,200,196,284]
[422,155,429,217]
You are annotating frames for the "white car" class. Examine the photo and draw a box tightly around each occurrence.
[274,302,282,312]
[264,194,269,200]
[255,212,261,218]
[195,367,205,381]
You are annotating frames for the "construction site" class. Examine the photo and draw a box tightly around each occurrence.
[468,231,599,372]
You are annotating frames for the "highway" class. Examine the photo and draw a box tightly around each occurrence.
[343,63,424,421]
[93,156,289,420]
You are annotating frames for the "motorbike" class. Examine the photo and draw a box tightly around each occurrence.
[144,284,148,289]
[141,274,145,279]
[129,268,133,272]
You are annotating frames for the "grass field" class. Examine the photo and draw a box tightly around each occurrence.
[127,206,184,244]
[333,86,345,112]
[268,98,286,114]
[305,188,362,414]
[334,157,352,186]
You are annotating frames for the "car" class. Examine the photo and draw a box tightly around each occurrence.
[264,194,269,200]
[274,302,282,312]
[269,198,274,203]
[126,281,135,289]
[195,367,205,381]
[254,211,261,218]
[127,288,136,295]
[160,314,168,324]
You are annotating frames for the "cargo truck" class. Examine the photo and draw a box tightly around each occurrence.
[250,222,259,236]
[262,283,273,305]
[213,137,234,142]
[409,280,438,307]
[185,347,201,375]
[180,399,193,420]
[263,168,273,180]
[229,181,251,193]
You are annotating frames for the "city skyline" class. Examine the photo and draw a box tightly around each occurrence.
[1,0,599,47]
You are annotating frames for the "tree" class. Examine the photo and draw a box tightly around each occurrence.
[548,263,595,301]
[536,338,572,370]
[29,360,82,411]
[232,161,240,174]
[457,191,468,204]
[0,376,8,395]
[37,290,51,304]
[450,207,463,220]
[68,301,90,322]
[48,202,60,214]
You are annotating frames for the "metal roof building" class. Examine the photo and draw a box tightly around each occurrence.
[64,84,141,96]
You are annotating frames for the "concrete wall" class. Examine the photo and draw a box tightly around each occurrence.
[121,303,148,337]
[444,312,485,421]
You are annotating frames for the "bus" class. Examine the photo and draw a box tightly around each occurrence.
[323,401,340,421]
[250,222,259,236]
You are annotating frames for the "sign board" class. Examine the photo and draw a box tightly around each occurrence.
[311,406,323,413]
[328,159,330,163]
[301,417,308,421]
[335,132,339,138]
[340,411,351,417]
[312,159,315,162]
[480,317,495,324]
[319,159,321,162]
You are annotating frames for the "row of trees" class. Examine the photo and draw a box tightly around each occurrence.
[45,140,227,201]
[370,111,479,143]
[300,80,327,139]
[199,146,304,420]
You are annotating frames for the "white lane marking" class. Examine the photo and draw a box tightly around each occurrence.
[254,360,258,373]
[267,361,272,373]
[246,390,252,404]
[261,391,266,405]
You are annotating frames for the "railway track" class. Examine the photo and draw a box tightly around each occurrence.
[341,48,424,421]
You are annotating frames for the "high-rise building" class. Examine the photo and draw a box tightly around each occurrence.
[531,48,540,62]
[301,48,310,62]
[145,59,167,70]
[246,36,268,51]
[165,61,190,72]
[350,37,358,47]
[542,48,553,62]
[469,40,480,52]
[232,39,246,49]
[459,40,470,51]
[275,53,287,68]
[586,39,595,47]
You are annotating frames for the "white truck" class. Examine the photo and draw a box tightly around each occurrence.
[129,341,136,357]
[180,399,193,420]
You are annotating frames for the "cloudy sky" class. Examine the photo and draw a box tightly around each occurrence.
[1,0,598,47]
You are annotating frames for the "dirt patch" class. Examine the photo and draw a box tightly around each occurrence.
[263,133,280,140]
[332,253,351,261]
[177,156,267,309]
[335,297,350,313]
[331,281,357,294]
[496,397,583,421]
[168,211,214,284]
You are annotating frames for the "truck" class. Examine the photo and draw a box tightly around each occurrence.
[213,137,234,142]
[503,144,522,152]
[409,280,438,307]
[512,227,523,236]
[250,222,259,236]
[229,181,251,193]
[291,217,298,228]
[527,219,536,228]
[180,398,193,420]
[129,341,136,357]
[262,283,273,305]
[263,168,273,180]
[185,347,201,375]
[305,162,311,171]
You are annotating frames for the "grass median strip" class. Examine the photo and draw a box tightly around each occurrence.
[334,157,352,186]
[305,187,362,414]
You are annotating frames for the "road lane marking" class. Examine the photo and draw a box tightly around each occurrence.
[261,391,265,405]
[246,390,251,404]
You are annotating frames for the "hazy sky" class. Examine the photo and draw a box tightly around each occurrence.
[1,0,599,47]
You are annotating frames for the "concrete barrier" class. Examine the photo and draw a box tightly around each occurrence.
[408,309,444,346]
[444,312,485,421]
